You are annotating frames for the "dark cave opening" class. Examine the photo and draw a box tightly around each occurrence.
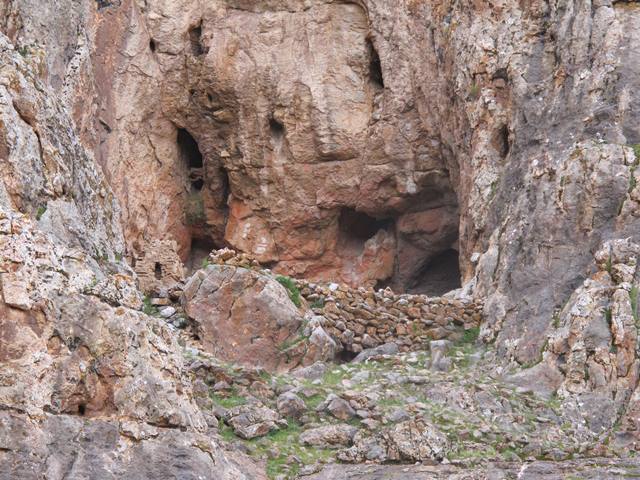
[494,124,510,158]
[149,39,157,53]
[178,128,204,192]
[78,404,86,416]
[339,208,391,241]
[189,23,205,56]
[408,248,462,296]
[219,166,230,210]
[154,262,162,280]
[178,129,203,169]
[186,237,218,273]
[338,349,359,363]
[337,208,394,257]
[367,39,384,89]
[269,116,285,140]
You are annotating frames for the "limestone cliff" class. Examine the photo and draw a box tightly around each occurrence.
[2,0,640,478]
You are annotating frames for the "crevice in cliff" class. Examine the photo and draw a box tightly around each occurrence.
[494,124,510,159]
[367,39,384,89]
[339,208,391,242]
[269,116,285,140]
[178,128,204,191]
[407,248,461,296]
[186,237,217,273]
[189,22,206,56]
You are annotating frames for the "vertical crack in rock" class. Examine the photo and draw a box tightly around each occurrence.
[188,22,205,56]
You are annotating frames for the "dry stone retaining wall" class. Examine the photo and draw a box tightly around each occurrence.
[296,280,482,353]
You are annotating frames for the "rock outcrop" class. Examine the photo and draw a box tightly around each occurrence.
[0,31,262,479]
[4,0,640,478]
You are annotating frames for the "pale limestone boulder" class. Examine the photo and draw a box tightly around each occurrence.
[182,265,303,370]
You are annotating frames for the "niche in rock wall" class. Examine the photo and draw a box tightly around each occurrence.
[178,128,204,191]
[189,23,206,56]
[269,116,285,140]
[493,124,510,159]
[367,39,384,89]
[337,208,393,254]
[408,249,461,296]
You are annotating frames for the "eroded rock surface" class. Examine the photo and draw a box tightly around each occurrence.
[182,264,303,370]
[0,32,262,479]
[3,0,640,479]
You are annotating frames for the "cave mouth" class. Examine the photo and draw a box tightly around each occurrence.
[178,128,203,169]
[154,262,162,280]
[407,248,462,296]
[269,117,285,139]
[178,128,204,192]
[339,208,392,241]
[186,237,218,273]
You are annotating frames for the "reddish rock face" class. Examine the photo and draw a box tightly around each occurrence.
[63,0,461,292]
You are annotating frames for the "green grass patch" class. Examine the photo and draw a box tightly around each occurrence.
[320,367,350,387]
[35,205,47,220]
[276,275,302,307]
[218,422,237,442]
[142,296,158,316]
[309,299,325,309]
[211,390,246,409]
[304,393,325,410]
[243,419,333,479]
[458,326,480,345]
[278,334,308,352]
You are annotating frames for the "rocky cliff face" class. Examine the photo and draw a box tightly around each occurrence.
[2,0,640,478]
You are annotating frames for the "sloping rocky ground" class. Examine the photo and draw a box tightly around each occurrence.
[133,247,639,479]
[3,1,640,479]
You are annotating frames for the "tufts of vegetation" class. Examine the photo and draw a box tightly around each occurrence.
[35,205,47,220]
[309,299,325,310]
[211,391,247,409]
[468,83,480,100]
[142,296,159,316]
[276,275,302,307]
[201,257,211,269]
[460,326,480,345]
[277,333,308,352]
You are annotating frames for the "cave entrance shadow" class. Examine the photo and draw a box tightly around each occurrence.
[407,248,461,296]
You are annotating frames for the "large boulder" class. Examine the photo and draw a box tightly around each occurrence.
[339,420,450,463]
[222,404,281,440]
[182,265,303,370]
[300,424,358,449]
